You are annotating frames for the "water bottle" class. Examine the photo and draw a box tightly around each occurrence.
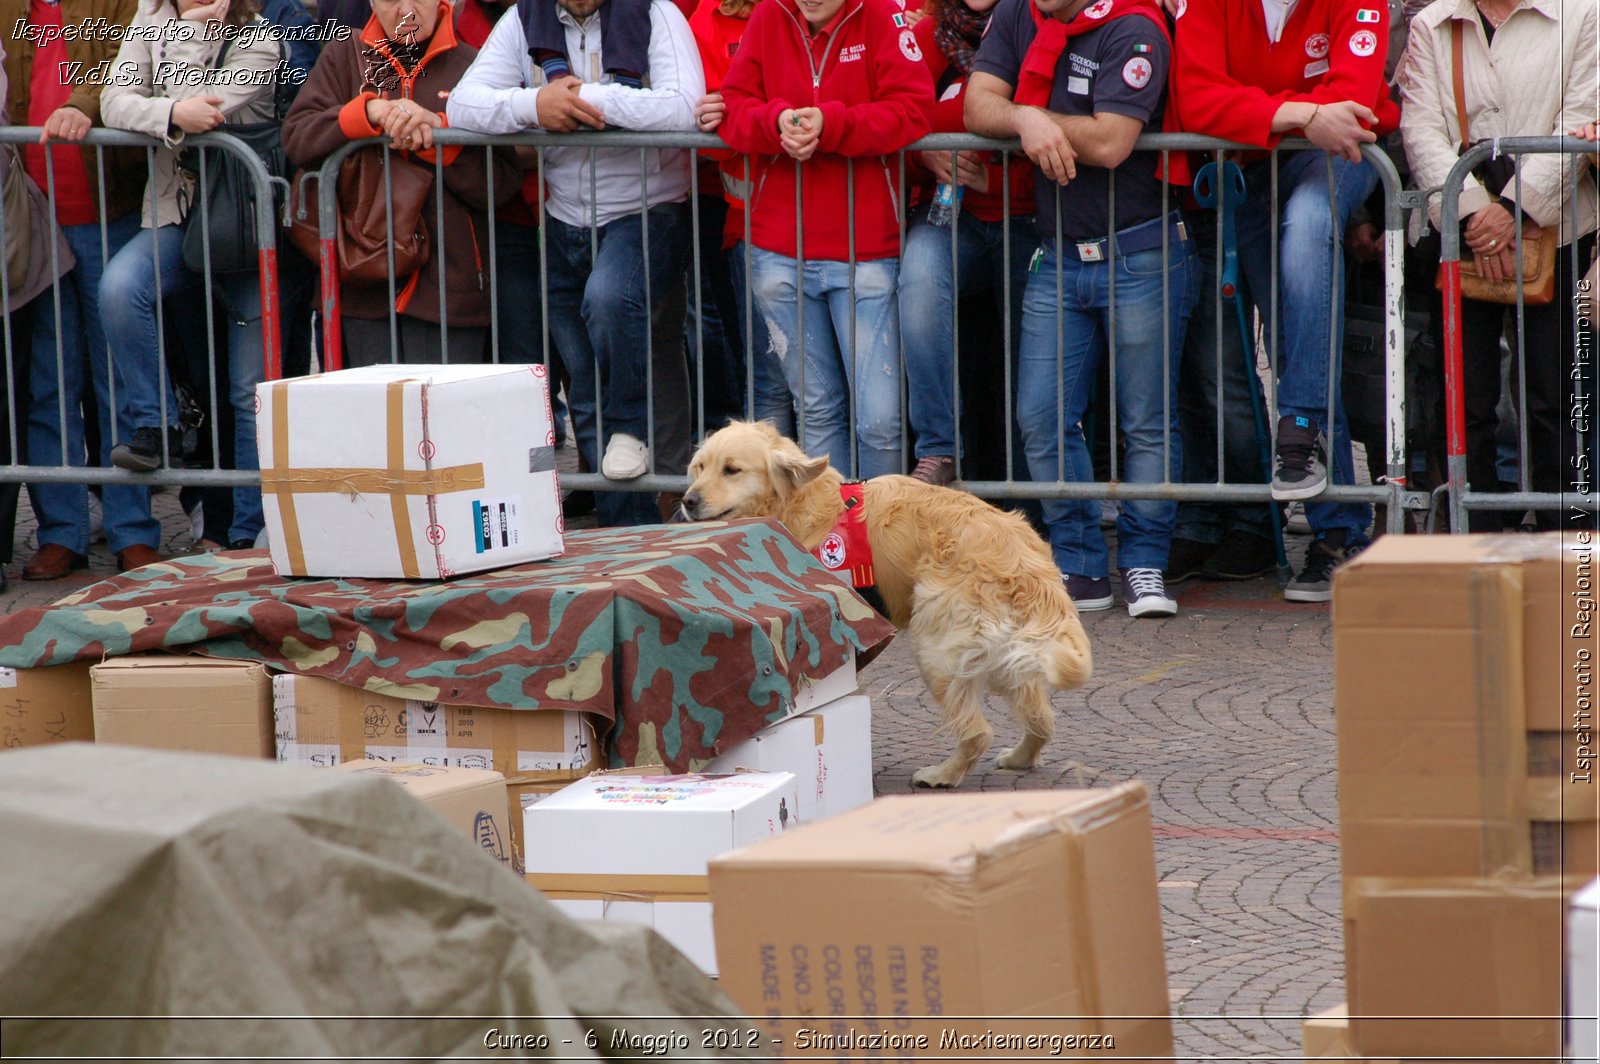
[928,181,964,228]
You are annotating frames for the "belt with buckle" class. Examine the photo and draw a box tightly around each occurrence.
[1068,212,1188,263]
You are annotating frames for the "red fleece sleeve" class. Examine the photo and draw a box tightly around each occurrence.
[815,1,934,157]
[1303,0,1394,128]
[1171,0,1288,146]
[720,3,795,154]
[338,92,383,139]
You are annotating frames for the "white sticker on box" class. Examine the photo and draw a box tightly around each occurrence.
[368,744,495,771]
[518,715,596,771]
[0,667,15,689]
[472,496,524,554]
[279,742,342,767]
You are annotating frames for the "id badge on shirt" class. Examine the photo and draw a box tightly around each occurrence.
[1303,58,1329,77]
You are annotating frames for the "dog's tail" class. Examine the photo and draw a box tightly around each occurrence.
[1043,584,1094,689]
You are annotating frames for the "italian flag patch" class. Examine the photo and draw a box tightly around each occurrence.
[1355,8,1381,21]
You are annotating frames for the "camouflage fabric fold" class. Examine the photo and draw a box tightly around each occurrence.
[0,520,894,772]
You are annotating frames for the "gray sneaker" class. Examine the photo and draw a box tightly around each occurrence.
[1271,415,1329,501]
[1284,530,1360,603]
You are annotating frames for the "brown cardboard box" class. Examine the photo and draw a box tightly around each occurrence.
[273,674,599,783]
[1344,877,1566,1059]
[709,783,1173,1059]
[1334,534,1600,885]
[0,665,94,750]
[331,761,512,868]
[91,656,273,759]
[1301,1003,1519,1064]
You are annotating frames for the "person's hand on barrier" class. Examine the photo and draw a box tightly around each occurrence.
[384,98,443,152]
[1464,202,1518,258]
[778,107,822,161]
[537,76,606,133]
[40,106,92,143]
[171,95,227,134]
[695,92,726,134]
[1016,107,1075,185]
[1571,123,1599,141]
[1302,100,1378,163]
[919,150,990,193]
[365,95,396,130]
[180,0,229,21]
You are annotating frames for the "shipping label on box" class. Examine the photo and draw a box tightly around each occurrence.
[702,694,873,822]
[332,760,512,869]
[0,664,94,751]
[256,363,564,580]
[273,674,598,782]
[708,785,1174,1059]
[91,656,274,759]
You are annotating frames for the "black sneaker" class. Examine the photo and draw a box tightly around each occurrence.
[1200,529,1277,581]
[1284,529,1359,603]
[1165,537,1215,584]
[1121,567,1177,618]
[1271,415,1329,501]
[1064,574,1113,611]
[109,426,186,473]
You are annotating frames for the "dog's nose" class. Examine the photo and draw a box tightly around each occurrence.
[682,491,701,514]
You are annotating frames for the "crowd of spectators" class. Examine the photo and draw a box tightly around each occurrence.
[0,0,1594,613]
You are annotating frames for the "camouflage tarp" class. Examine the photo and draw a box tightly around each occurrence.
[0,520,893,772]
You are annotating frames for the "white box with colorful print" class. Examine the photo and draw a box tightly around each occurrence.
[255,363,563,580]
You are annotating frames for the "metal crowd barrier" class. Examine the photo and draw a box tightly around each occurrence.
[0,126,281,489]
[0,126,1422,539]
[1437,135,1599,532]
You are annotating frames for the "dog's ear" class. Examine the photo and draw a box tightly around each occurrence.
[769,445,831,497]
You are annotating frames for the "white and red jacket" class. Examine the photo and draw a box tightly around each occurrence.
[719,0,934,261]
[1171,0,1400,148]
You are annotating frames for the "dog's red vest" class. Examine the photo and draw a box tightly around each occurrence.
[811,482,876,591]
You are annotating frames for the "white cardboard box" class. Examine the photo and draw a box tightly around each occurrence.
[1573,877,1600,1063]
[256,363,563,580]
[524,772,800,976]
[703,694,872,823]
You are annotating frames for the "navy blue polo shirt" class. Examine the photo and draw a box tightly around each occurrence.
[974,0,1172,246]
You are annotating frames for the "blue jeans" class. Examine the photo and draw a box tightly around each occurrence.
[1174,208,1273,545]
[900,210,1040,461]
[747,247,903,479]
[1235,151,1377,541]
[543,204,689,527]
[726,239,794,436]
[99,225,267,545]
[26,213,155,554]
[1017,224,1199,577]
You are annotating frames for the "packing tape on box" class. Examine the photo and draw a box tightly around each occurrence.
[264,379,486,579]
[1467,568,1534,874]
[1526,776,1600,822]
[526,873,710,900]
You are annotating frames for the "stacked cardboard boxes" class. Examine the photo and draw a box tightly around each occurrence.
[519,657,874,972]
[92,656,275,759]
[708,784,1175,1058]
[331,761,515,869]
[1324,534,1600,1060]
[0,664,94,750]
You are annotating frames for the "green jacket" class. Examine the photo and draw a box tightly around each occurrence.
[1,0,145,223]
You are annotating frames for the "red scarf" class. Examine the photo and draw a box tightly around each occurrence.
[1014,0,1171,108]
[811,483,876,590]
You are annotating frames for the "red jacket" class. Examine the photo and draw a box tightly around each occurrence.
[691,0,755,249]
[909,13,1032,224]
[1171,0,1399,148]
[720,0,934,261]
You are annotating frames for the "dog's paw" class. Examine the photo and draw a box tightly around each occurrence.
[995,745,1041,771]
[911,765,964,789]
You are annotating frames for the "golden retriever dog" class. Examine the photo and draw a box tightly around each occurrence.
[681,420,1092,788]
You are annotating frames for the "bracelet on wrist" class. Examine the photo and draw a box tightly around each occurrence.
[1305,104,1321,130]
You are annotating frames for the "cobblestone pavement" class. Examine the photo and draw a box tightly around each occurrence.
[1,483,1342,1062]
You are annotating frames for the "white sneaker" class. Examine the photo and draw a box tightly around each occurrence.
[1121,567,1177,618]
[601,433,650,480]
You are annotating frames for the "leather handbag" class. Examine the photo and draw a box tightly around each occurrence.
[179,33,297,276]
[0,144,33,286]
[287,146,433,299]
[1433,19,1557,305]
